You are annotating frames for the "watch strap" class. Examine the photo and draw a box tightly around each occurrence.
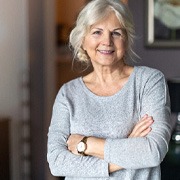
[81,136,88,144]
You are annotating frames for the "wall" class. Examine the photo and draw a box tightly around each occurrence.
[0,0,28,179]
[44,0,57,180]
[0,0,56,179]
[28,0,56,179]
[129,0,180,79]
[56,0,85,26]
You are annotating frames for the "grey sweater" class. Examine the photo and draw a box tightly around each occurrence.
[47,66,172,180]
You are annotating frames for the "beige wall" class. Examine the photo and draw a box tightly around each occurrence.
[0,0,28,179]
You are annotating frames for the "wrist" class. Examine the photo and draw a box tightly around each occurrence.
[85,137,105,159]
[76,136,89,156]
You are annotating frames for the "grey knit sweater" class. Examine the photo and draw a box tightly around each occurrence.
[47,66,172,180]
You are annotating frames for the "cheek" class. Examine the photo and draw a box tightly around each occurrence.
[83,37,98,51]
[117,41,126,51]
[84,45,96,55]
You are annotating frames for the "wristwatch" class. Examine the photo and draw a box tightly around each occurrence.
[76,136,88,156]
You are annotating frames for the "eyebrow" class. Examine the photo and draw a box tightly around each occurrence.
[91,27,123,31]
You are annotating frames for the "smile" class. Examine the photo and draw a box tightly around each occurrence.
[98,50,115,54]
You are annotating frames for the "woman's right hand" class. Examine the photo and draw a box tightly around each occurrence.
[128,114,154,138]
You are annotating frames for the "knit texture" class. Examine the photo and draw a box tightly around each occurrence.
[47,66,172,180]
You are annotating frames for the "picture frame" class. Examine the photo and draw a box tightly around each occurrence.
[146,0,180,47]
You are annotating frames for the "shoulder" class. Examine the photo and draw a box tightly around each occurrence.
[133,66,167,92]
[63,77,82,88]
[135,66,163,75]
[135,66,165,80]
[57,77,82,97]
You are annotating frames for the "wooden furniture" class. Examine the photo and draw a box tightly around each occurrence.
[0,118,10,180]
[56,53,92,92]
[56,54,79,91]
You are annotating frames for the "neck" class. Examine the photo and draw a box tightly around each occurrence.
[91,62,127,85]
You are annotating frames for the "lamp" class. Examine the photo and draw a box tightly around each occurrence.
[168,78,180,144]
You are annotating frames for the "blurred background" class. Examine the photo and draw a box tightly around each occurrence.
[0,0,180,180]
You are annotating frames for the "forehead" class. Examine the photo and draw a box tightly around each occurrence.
[89,12,122,30]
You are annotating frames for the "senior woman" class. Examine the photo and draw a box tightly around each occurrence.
[47,0,171,179]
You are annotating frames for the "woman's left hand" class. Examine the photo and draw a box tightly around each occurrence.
[67,134,85,155]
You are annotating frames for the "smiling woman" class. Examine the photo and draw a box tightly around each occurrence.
[47,0,171,179]
[69,0,135,71]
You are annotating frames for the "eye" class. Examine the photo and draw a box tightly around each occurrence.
[111,31,122,36]
[92,30,102,35]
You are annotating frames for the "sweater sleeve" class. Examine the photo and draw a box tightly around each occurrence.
[47,86,109,177]
[104,70,172,169]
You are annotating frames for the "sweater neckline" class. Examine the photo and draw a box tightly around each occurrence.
[79,66,137,100]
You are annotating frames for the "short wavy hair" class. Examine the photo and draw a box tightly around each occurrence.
[69,0,136,69]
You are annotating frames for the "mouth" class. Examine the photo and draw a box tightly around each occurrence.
[97,50,115,54]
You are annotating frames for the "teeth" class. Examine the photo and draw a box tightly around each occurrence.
[98,50,114,54]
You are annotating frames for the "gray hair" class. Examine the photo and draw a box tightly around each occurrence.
[69,0,136,69]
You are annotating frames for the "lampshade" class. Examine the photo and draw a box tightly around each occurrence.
[168,78,180,112]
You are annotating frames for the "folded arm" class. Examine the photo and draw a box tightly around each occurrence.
[67,115,154,173]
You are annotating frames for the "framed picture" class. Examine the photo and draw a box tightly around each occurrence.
[146,0,180,47]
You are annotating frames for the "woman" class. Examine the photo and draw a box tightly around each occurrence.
[47,0,171,179]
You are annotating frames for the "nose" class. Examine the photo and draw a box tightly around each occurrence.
[101,33,112,46]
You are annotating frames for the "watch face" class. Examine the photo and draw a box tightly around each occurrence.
[77,142,86,152]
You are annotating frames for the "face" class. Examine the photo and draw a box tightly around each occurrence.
[82,12,126,68]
